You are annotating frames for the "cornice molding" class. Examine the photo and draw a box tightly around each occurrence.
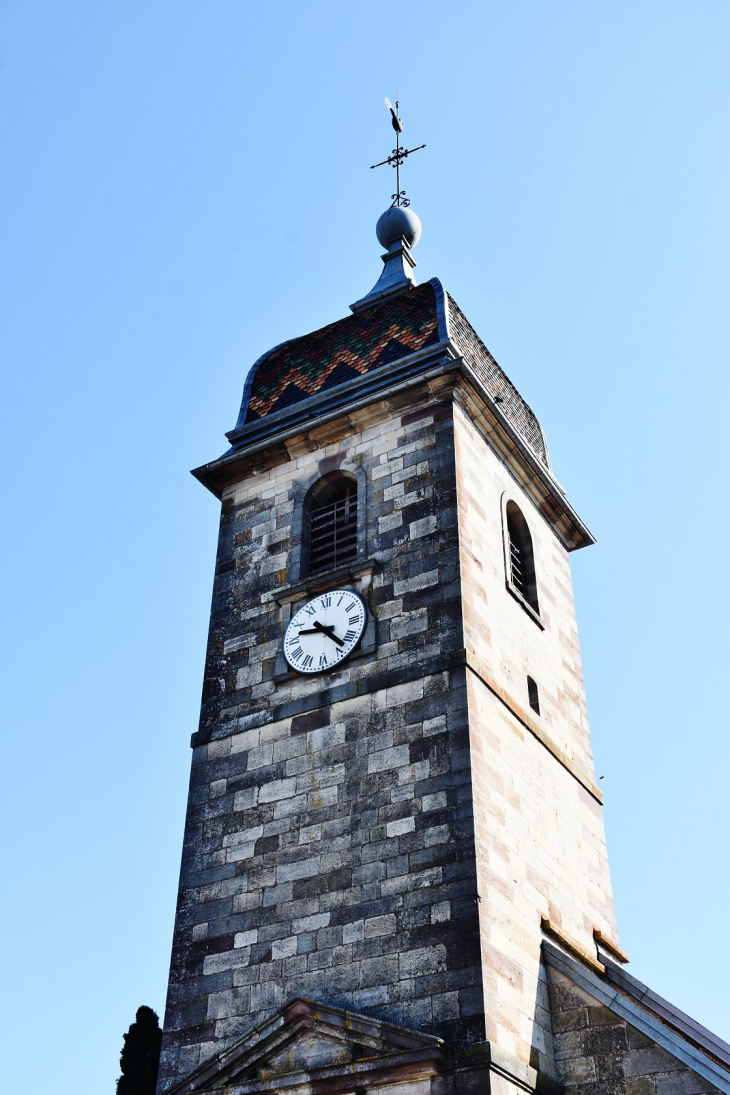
[192,348,593,552]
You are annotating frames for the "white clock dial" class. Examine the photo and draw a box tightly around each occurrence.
[283,589,367,674]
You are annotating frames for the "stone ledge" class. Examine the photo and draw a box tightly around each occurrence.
[272,557,380,604]
[593,927,630,965]
[541,915,606,975]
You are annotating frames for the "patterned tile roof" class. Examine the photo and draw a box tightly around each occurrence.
[445,294,549,466]
[231,278,549,468]
[241,282,441,424]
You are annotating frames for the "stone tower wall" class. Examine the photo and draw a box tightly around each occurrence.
[452,396,617,1086]
[158,372,620,1095]
[158,379,486,1093]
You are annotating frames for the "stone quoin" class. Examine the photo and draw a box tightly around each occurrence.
[155,195,730,1095]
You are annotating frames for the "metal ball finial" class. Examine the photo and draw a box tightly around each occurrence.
[376,207,422,250]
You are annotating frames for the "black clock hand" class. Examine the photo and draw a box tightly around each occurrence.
[309,621,345,647]
[298,620,345,647]
[317,623,345,647]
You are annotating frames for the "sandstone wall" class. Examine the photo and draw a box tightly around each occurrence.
[453,395,618,1081]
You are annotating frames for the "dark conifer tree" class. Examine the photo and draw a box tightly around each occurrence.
[117,1005,162,1095]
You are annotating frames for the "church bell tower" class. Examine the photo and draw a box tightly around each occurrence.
[156,122,730,1095]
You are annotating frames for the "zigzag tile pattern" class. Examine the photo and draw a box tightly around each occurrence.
[244,282,440,422]
[240,279,549,469]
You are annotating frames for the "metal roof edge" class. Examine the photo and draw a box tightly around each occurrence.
[542,940,730,1094]
[602,956,730,1069]
[224,339,455,451]
[429,277,450,342]
[229,336,297,436]
[191,350,594,552]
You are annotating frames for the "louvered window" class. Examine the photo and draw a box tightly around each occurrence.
[308,485,358,574]
[506,501,540,615]
[510,536,525,596]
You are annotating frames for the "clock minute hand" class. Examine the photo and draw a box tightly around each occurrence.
[316,622,345,648]
[298,620,345,648]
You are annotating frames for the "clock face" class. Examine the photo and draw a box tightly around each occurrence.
[283,589,367,674]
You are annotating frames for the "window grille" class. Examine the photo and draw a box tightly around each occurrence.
[308,486,358,573]
[509,536,525,596]
[506,501,540,615]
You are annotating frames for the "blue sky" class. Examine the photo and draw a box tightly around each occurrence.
[1,3,728,1091]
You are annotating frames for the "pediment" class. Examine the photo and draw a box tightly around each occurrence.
[165,998,449,1095]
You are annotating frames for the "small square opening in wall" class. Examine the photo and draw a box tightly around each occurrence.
[527,676,540,715]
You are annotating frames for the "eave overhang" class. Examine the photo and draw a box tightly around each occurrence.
[192,340,595,552]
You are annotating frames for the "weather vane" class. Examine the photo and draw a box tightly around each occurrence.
[370,96,426,208]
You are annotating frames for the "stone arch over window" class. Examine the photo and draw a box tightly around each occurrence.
[503,497,540,617]
[290,463,368,581]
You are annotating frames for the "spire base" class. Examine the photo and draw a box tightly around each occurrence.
[350,237,417,314]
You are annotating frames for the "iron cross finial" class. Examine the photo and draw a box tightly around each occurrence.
[370,96,426,208]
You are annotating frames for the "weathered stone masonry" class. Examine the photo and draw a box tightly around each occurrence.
[158,383,488,1091]
[544,944,729,1095]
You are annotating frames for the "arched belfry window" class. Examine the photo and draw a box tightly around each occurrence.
[305,474,359,575]
[505,500,539,615]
